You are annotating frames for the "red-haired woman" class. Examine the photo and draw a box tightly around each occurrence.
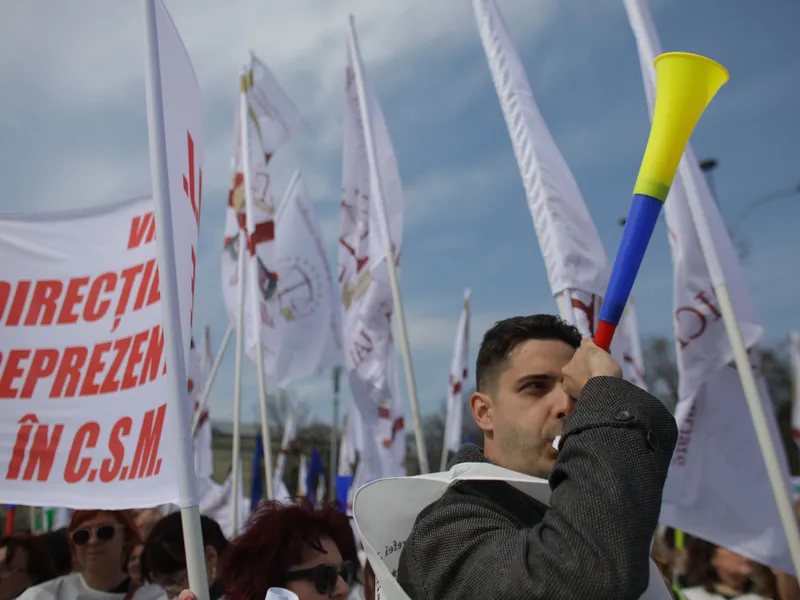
[223,500,353,600]
[16,510,164,600]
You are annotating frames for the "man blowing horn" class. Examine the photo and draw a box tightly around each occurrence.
[398,315,678,599]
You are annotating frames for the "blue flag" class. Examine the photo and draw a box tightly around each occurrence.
[335,475,354,512]
[465,433,476,445]
[306,447,326,502]
[250,435,264,512]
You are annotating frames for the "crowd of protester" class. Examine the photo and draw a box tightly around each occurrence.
[0,501,369,600]
[3,498,800,600]
[652,525,800,599]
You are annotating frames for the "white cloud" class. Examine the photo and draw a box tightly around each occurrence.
[1,1,556,108]
[0,0,561,214]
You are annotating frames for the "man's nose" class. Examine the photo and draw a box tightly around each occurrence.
[553,385,575,420]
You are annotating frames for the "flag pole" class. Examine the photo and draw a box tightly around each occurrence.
[347,16,429,473]
[230,234,246,534]
[141,1,209,597]
[330,366,342,500]
[679,157,800,575]
[240,68,275,500]
[191,324,233,436]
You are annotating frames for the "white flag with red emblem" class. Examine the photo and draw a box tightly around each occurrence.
[268,172,342,387]
[221,53,303,367]
[624,0,794,573]
[443,290,471,458]
[338,24,406,481]
[473,0,646,388]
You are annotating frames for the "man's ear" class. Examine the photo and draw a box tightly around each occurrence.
[470,391,494,434]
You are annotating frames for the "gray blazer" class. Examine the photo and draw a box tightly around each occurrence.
[397,376,678,600]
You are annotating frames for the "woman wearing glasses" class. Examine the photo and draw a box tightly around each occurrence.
[223,500,353,600]
[16,510,164,600]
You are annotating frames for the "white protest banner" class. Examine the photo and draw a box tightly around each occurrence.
[353,464,672,600]
[0,196,181,508]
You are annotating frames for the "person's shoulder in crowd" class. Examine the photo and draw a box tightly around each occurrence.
[134,582,169,600]
[681,586,769,600]
[15,572,167,600]
[14,572,73,600]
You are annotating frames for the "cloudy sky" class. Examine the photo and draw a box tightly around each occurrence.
[1,0,798,426]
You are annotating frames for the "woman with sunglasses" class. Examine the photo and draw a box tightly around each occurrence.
[16,510,164,600]
[223,500,353,600]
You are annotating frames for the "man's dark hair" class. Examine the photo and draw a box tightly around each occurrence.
[141,512,228,582]
[476,315,581,392]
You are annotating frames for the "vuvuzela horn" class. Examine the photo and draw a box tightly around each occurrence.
[594,52,729,351]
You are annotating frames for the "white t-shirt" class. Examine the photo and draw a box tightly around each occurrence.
[17,573,166,600]
[347,582,366,600]
[682,586,768,600]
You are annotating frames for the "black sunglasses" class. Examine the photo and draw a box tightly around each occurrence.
[71,525,116,546]
[284,560,354,595]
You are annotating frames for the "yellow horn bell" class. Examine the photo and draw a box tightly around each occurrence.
[633,52,729,202]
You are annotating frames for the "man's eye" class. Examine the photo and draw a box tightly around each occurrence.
[522,381,547,391]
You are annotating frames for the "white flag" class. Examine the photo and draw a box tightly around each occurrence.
[338,24,407,481]
[443,290,471,457]
[188,337,213,478]
[269,172,343,387]
[617,301,648,391]
[338,411,361,476]
[473,0,646,386]
[624,0,794,573]
[245,54,305,156]
[221,53,303,369]
[146,0,204,509]
[198,464,249,538]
